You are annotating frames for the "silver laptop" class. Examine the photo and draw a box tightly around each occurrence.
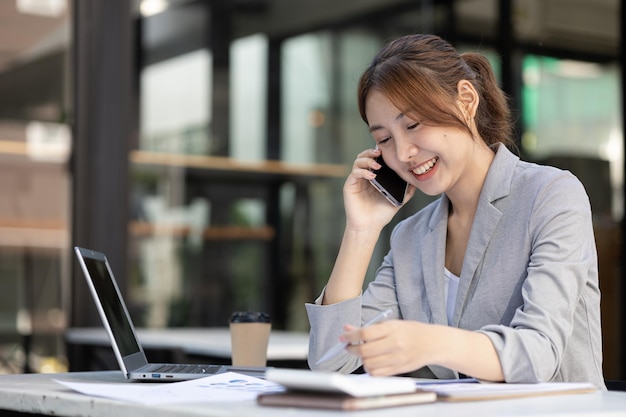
[74,246,267,381]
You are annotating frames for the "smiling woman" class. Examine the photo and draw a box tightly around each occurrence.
[306,33,605,390]
[0,0,618,387]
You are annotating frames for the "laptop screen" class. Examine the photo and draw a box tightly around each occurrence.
[82,256,142,357]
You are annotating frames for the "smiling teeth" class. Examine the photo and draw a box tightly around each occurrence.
[412,157,438,175]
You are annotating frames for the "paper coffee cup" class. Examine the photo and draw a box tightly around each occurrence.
[229,311,271,367]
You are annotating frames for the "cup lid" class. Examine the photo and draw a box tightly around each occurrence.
[230,311,271,323]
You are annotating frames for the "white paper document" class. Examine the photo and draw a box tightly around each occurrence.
[55,372,284,405]
[416,381,597,401]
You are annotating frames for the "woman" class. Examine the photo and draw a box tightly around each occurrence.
[306,34,604,389]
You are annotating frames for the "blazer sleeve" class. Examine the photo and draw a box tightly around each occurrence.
[478,171,600,384]
[305,244,404,372]
[305,294,363,372]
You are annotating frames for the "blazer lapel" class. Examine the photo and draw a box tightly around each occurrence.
[451,200,502,326]
[451,144,517,326]
[421,197,450,326]
[421,198,459,381]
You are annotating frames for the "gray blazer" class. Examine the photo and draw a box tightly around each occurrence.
[306,144,604,389]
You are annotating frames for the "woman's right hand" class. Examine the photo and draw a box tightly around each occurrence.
[322,147,416,306]
[343,148,414,231]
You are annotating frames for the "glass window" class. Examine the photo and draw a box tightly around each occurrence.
[0,5,71,373]
[230,34,267,161]
[521,55,622,220]
[281,33,333,164]
[140,49,211,154]
[132,30,273,328]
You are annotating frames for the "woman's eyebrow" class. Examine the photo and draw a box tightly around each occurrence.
[368,113,405,132]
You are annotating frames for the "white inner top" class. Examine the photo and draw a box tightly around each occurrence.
[444,268,461,325]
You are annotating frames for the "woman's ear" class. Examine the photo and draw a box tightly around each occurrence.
[456,79,479,120]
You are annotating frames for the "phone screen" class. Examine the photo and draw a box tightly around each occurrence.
[369,155,408,207]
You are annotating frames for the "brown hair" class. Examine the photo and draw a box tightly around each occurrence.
[357,34,514,150]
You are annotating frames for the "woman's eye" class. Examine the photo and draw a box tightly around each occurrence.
[407,123,419,130]
[377,137,391,145]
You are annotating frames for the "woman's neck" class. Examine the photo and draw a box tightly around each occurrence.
[447,141,495,219]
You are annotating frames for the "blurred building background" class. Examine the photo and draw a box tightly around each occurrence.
[0,0,623,380]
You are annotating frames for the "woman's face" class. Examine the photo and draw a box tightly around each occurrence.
[365,89,478,197]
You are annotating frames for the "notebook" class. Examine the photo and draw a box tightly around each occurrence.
[257,390,437,410]
[259,369,436,410]
[74,246,268,382]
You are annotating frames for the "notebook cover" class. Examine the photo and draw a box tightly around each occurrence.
[257,390,436,410]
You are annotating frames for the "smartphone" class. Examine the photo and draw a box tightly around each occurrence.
[369,153,408,207]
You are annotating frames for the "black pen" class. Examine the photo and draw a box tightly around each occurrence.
[315,308,394,366]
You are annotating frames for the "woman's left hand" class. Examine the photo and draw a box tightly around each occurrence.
[341,320,438,376]
[341,319,504,381]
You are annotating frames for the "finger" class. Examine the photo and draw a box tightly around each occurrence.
[349,334,384,358]
[342,321,387,346]
[353,149,382,171]
[359,321,390,341]
[358,348,399,376]
[343,319,394,347]
[349,166,377,182]
[356,147,381,159]
[360,342,409,373]
[341,328,365,345]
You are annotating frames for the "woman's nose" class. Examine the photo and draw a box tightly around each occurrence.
[395,137,418,162]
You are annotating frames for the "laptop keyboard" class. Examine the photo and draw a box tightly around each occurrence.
[150,364,221,374]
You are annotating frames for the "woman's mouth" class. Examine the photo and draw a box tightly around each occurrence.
[412,156,439,175]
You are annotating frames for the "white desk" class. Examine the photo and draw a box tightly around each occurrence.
[0,371,625,417]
